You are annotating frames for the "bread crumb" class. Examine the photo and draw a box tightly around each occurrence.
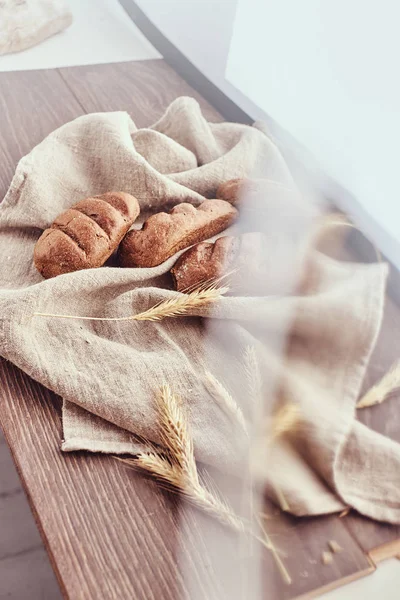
[329,540,343,554]
[322,551,333,565]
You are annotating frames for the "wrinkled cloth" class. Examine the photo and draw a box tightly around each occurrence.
[0,96,397,523]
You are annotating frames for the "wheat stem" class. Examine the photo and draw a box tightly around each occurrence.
[32,284,228,322]
[244,346,263,410]
[257,515,292,585]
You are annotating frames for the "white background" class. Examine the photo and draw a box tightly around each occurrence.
[226,0,400,266]
[136,0,400,268]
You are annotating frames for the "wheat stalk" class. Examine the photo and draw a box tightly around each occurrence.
[257,515,292,585]
[125,384,244,532]
[32,284,229,322]
[155,384,199,483]
[120,383,292,582]
[123,451,244,532]
[357,360,400,408]
[204,370,248,434]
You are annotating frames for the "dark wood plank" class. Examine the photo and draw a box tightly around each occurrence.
[0,69,85,200]
[0,60,382,600]
[0,61,263,600]
[58,59,222,125]
[57,59,377,598]
[260,507,374,599]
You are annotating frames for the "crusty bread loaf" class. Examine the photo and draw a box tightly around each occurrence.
[171,236,238,291]
[171,232,300,296]
[119,199,238,268]
[216,178,245,204]
[34,192,140,279]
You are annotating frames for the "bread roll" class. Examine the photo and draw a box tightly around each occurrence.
[119,199,238,268]
[171,232,303,296]
[171,236,238,291]
[34,192,140,279]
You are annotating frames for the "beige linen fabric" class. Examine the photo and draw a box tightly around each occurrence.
[0,97,397,522]
[0,0,72,56]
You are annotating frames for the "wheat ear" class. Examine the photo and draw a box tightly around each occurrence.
[123,451,244,532]
[357,360,400,408]
[33,284,229,322]
[244,345,263,409]
[124,384,244,532]
[204,371,248,434]
[121,384,292,580]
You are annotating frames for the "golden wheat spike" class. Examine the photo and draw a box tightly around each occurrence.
[33,284,229,322]
[155,384,199,483]
[357,360,400,408]
[243,345,263,411]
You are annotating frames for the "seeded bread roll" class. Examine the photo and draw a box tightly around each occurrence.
[171,236,238,291]
[34,192,140,279]
[119,199,238,268]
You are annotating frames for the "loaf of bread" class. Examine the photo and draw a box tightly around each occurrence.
[171,236,238,291]
[34,192,140,279]
[171,232,301,296]
[119,199,238,268]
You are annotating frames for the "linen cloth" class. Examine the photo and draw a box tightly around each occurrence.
[0,97,397,523]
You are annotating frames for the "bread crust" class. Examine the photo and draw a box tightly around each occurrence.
[119,199,238,268]
[34,192,140,278]
[171,236,238,291]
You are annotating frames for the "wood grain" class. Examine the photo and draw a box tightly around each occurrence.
[0,60,397,600]
[259,507,374,599]
[58,59,222,126]
[0,69,85,201]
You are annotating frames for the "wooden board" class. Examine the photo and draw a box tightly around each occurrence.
[0,59,398,599]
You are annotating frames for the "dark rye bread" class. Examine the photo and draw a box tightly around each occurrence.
[34,192,140,279]
[119,199,238,268]
[171,236,238,291]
